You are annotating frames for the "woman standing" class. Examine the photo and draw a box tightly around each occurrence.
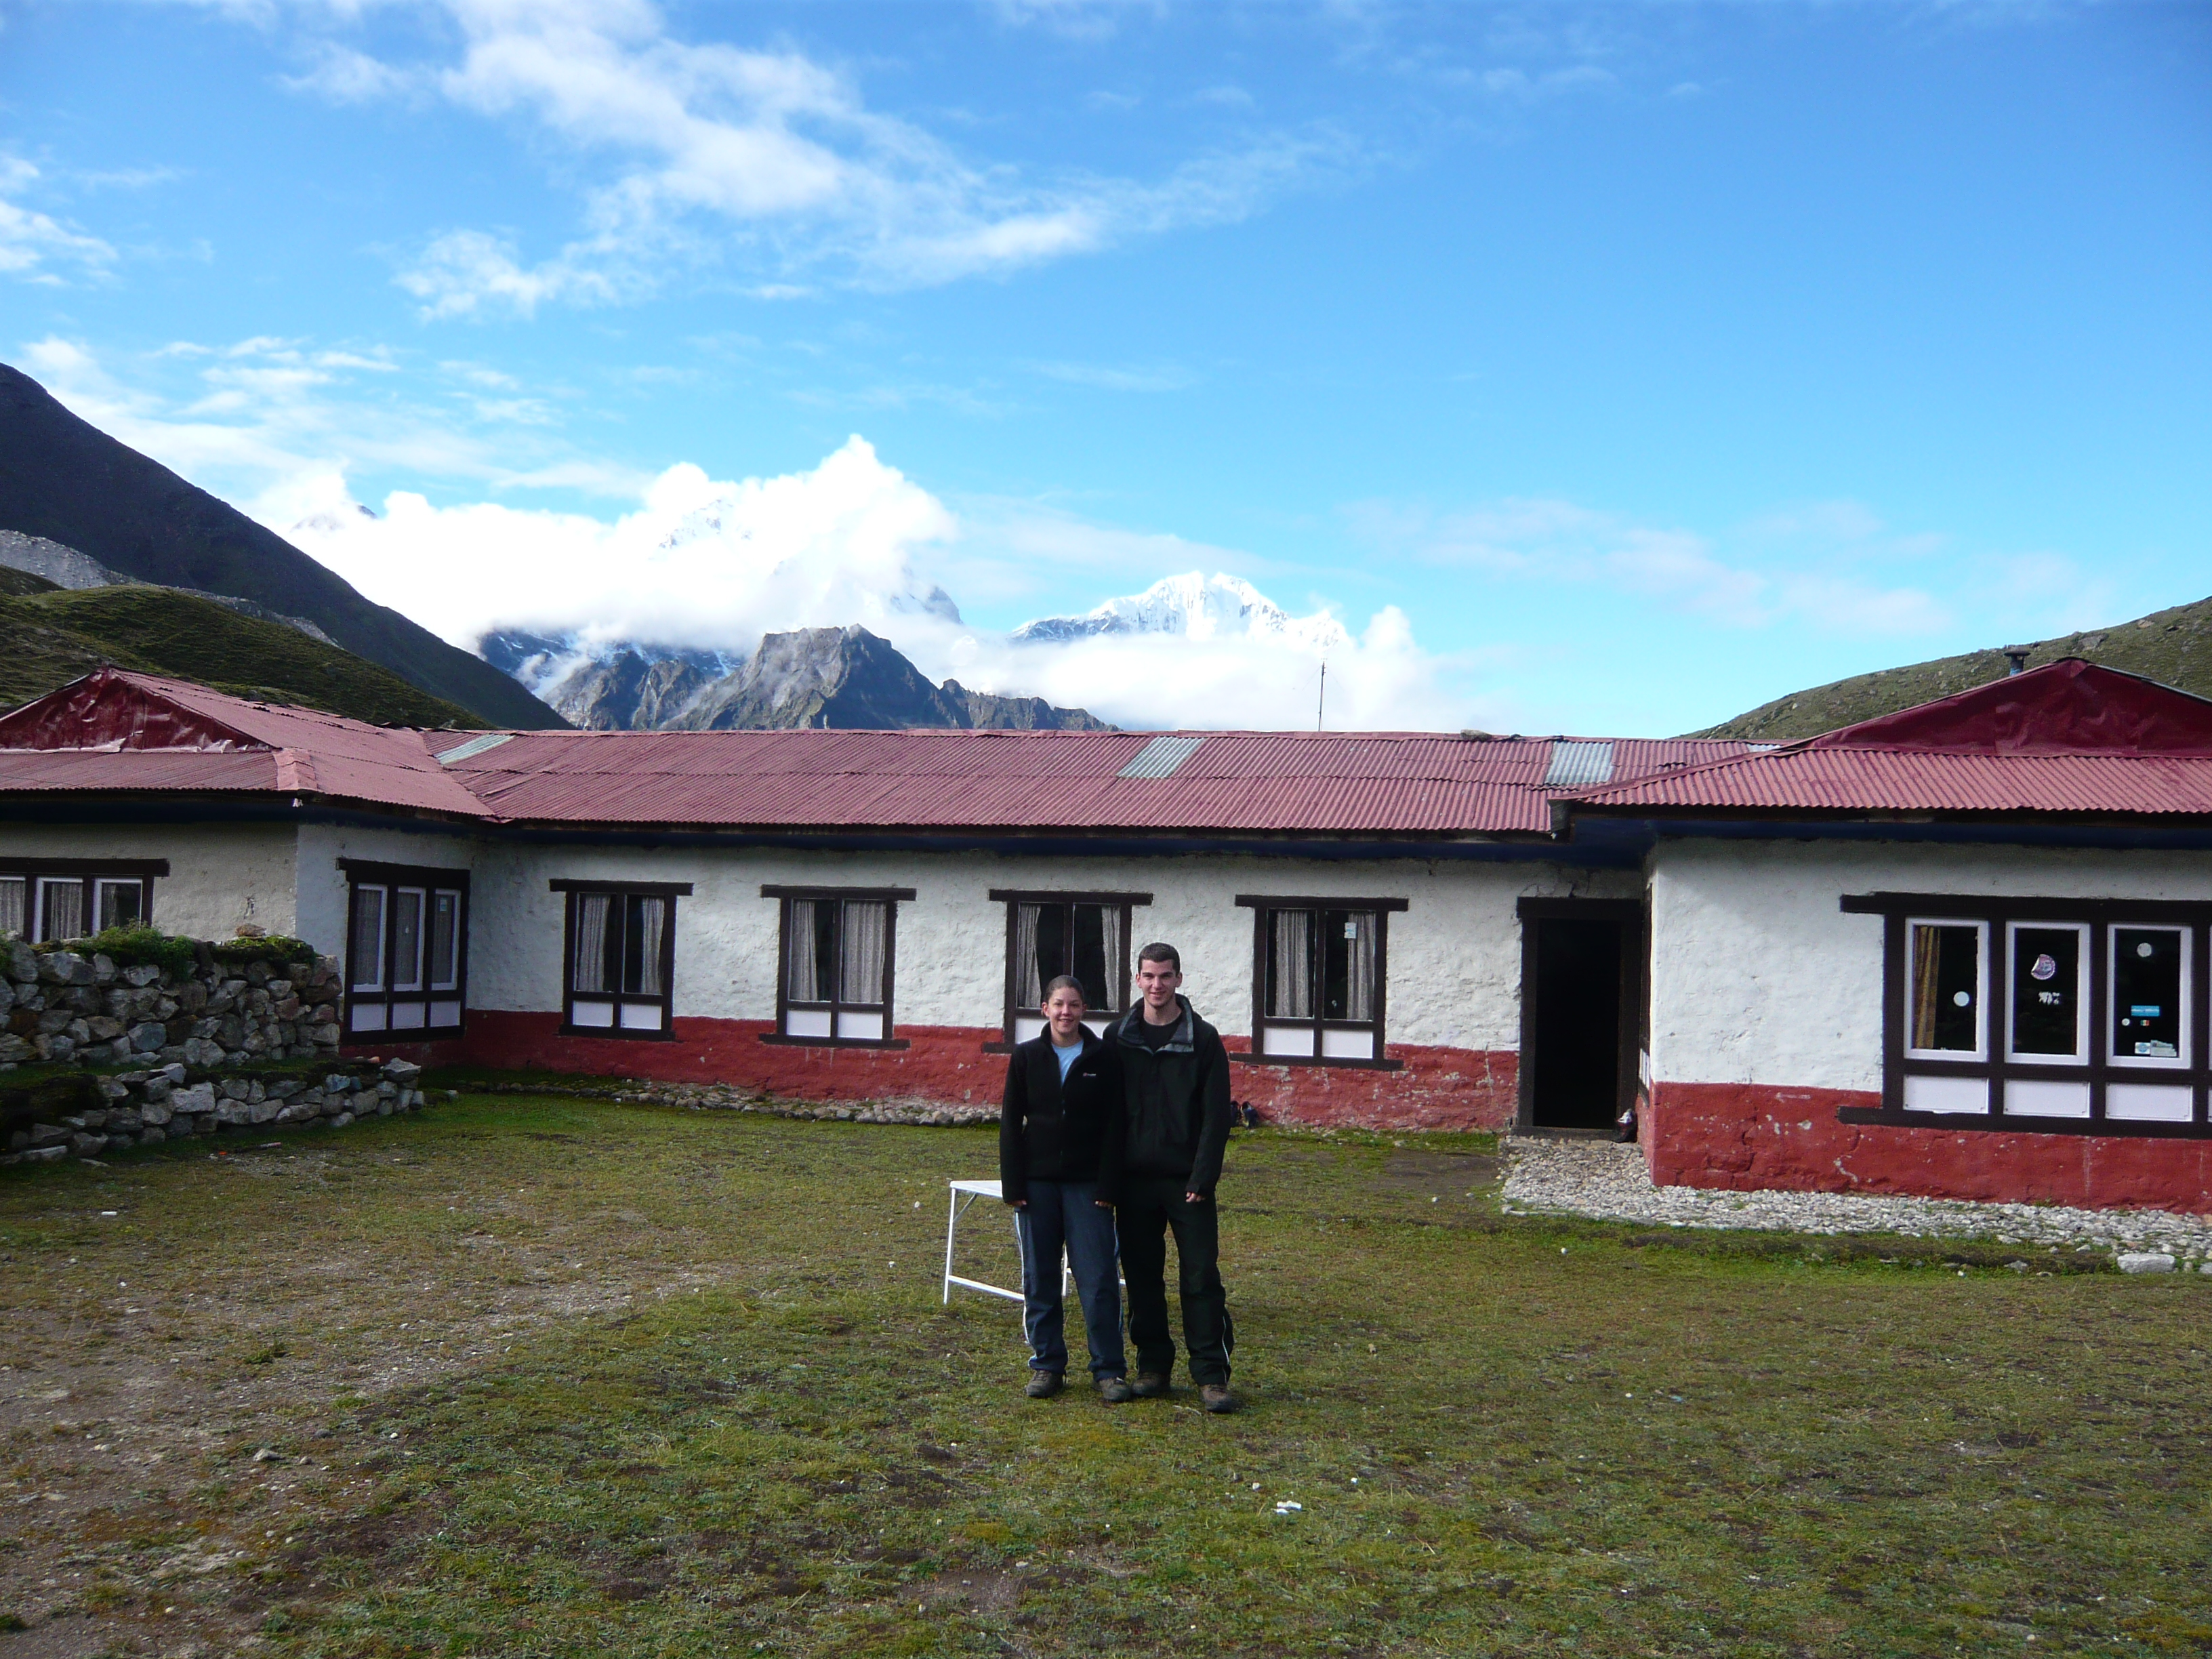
[1000,976,1131,1402]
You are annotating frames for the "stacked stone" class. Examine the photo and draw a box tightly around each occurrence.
[5,1057,428,1164]
[0,940,344,1071]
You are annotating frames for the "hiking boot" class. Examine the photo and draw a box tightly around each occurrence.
[1130,1371,1170,1399]
[1200,1384,1238,1414]
[1025,1371,1064,1399]
[1096,1375,1135,1404]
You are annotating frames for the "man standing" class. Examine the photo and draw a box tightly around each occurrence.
[1103,943,1238,1413]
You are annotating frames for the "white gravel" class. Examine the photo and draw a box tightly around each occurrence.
[1502,1135,2212,1267]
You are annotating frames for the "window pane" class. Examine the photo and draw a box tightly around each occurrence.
[2011,926,2083,1057]
[840,901,887,1007]
[787,900,826,1002]
[1322,909,1377,1022]
[572,893,613,994]
[626,895,667,997]
[428,892,459,989]
[1266,909,1313,1019]
[2112,928,2184,1061]
[38,879,85,943]
[0,877,22,937]
[1908,923,1980,1052]
[350,886,386,991]
[96,880,143,931]
[1013,903,1047,1008]
[1069,904,1111,1013]
[392,890,425,991]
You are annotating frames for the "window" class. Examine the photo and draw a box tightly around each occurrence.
[989,888,1148,1044]
[764,885,913,1047]
[555,880,689,1039]
[0,859,165,943]
[1236,895,1408,1067]
[343,860,469,1037]
[1843,894,2211,1135]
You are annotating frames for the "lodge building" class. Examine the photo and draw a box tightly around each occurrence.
[4,659,2209,1214]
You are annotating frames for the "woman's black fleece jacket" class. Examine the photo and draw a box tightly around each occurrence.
[998,1027,1120,1203]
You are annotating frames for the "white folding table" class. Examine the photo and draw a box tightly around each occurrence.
[941,1178,1025,1303]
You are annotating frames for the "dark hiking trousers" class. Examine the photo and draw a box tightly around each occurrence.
[1015,1180,1126,1380]
[1116,1177,1233,1386]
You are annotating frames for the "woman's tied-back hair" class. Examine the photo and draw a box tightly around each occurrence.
[1043,975,1087,1004]
[1136,941,1181,972]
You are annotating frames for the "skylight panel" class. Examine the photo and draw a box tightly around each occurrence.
[1117,735,1206,779]
[434,733,516,766]
[1543,741,1615,787]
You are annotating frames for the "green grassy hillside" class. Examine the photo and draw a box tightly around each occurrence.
[1694,592,2212,740]
[0,584,478,729]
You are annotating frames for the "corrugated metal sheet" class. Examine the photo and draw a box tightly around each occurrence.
[1572,748,2212,818]
[0,750,281,792]
[1544,741,1614,788]
[1117,735,1207,778]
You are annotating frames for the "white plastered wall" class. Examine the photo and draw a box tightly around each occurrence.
[467,841,1638,1047]
[1648,838,2212,1092]
[0,822,300,941]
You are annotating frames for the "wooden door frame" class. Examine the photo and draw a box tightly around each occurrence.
[1515,897,1645,1133]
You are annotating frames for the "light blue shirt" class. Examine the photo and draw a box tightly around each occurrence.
[1053,1038,1083,1082]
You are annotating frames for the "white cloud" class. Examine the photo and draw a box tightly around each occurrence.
[260,0,1343,313]
[285,437,1473,730]
[1353,495,1954,638]
[0,157,117,284]
[1025,359,1196,392]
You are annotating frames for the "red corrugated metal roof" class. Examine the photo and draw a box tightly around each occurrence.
[1570,660,2212,821]
[0,670,1754,835]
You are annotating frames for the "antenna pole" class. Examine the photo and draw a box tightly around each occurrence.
[1317,660,1326,731]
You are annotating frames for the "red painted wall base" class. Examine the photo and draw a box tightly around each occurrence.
[404,1010,1517,1131]
[1647,1082,2212,1215]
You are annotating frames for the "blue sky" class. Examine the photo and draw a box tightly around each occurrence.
[2,0,2207,733]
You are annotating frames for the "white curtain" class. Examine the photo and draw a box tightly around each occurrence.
[1015,903,1045,1008]
[1343,910,1377,1022]
[632,897,666,996]
[786,900,819,1000]
[841,901,888,1006]
[350,886,386,991]
[1269,909,1312,1019]
[40,880,85,943]
[0,877,25,938]
[1097,903,1126,1012]
[392,890,424,991]
[573,893,611,993]
[429,893,459,989]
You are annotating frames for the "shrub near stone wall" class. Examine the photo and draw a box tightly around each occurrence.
[4,1057,430,1165]
[0,933,340,1071]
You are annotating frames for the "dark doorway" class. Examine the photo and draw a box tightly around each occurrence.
[1518,903,1638,1132]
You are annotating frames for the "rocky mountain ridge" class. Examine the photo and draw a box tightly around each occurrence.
[482,625,1111,732]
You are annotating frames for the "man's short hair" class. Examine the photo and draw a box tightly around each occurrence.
[1136,942,1181,972]
[1042,975,1086,1004]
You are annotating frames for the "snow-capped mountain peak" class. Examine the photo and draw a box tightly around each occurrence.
[1012,571,1350,651]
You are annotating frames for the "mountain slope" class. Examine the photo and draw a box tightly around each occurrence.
[0,364,565,730]
[0,585,478,728]
[1694,594,2212,740]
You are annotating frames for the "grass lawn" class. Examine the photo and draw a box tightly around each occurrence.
[2,1090,2207,1658]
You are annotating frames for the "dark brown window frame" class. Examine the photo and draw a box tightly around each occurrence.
[552,879,691,1042]
[340,859,470,1040]
[983,888,1151,1051]
[1231,893,1408,1071]
[761,884,915,1050]
[0,857,168,942]
[1841,892,2212,1138]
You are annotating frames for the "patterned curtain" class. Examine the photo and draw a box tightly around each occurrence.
[1342,910,1377,1022]
[632,897,666,996]
[40,880,84,943]
[1268,909,1312,1019]
[785,900,819,1001]
[1910,923,1941,1050]
[350,886,386,991]
[841,901,888,1006]
[573,893,611,993]
[1015,903,1045,1008]
[1098,903,1126,1012]
[1,877,26,938]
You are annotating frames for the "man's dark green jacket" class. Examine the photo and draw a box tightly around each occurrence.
[1103,996,1234,1200]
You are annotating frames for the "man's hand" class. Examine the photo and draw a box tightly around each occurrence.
[1185,1191,1207,1204]
[1094,1199,1113,1210]
[1007,1197,1027,1209]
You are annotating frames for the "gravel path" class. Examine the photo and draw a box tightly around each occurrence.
[1502,1136,2212,1267]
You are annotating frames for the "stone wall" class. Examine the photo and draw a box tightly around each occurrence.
[5,1056,431,1166]
[0,938,341,1071]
